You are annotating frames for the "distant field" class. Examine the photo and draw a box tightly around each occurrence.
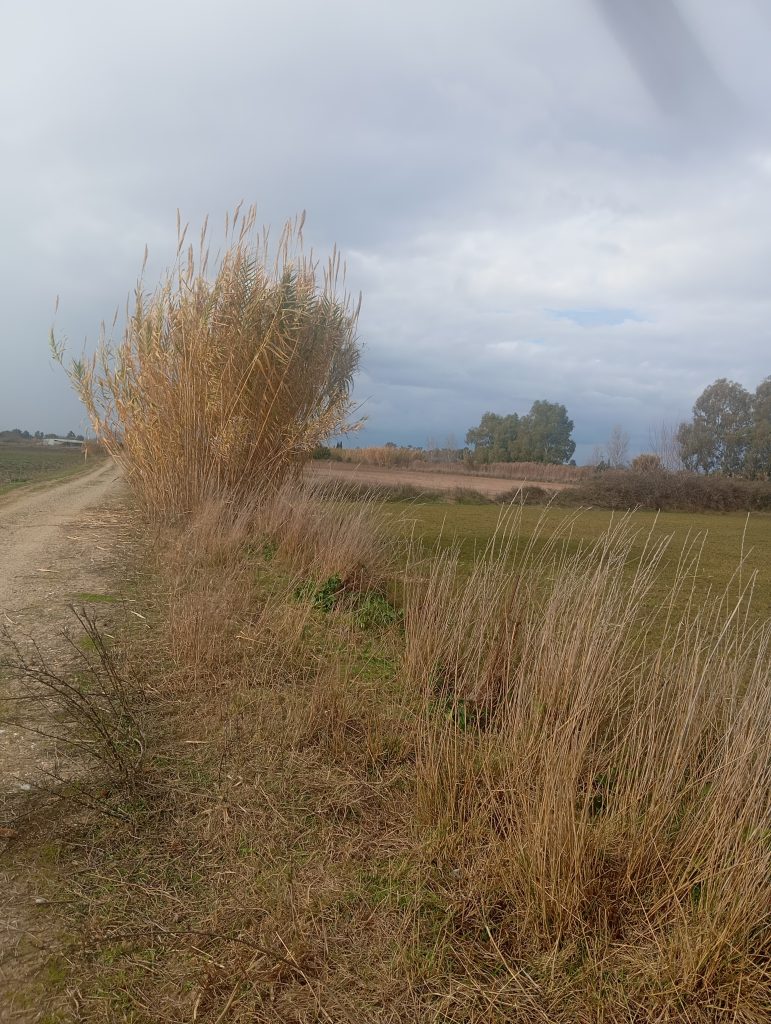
[0,444,92,495]
[386,500,771,622]
[307,459,571,496]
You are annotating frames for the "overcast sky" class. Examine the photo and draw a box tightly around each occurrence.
[2,0,769,462]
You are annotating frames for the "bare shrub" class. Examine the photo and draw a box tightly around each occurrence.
[565,469,771,511]
[1,609,144,797]
[630,452,663,474]
[54,206,360,520]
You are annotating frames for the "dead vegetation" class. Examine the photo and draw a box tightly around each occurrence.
[53,206,360,520]
[19,491,769,1022]
[328,446,589,484]
[404,507,771,1021]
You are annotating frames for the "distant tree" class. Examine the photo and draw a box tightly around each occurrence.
[589,444,606,468]
[677,378,752,474]
[605,425,630,468]
[648,419,684,472]
[518,401,576,463]
[746,376,771,478]
[466,402,575,464]
[466,412,510,463]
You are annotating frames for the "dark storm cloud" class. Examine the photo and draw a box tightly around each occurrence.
[1,0,769,457]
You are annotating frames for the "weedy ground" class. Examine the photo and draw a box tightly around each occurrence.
[0,446,94,495]
[18,490,771,1023]
[386,501,771,621]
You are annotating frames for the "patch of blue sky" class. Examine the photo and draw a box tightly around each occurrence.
[547,308,644,328]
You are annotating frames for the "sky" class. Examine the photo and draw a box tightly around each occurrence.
[1,0,769,463]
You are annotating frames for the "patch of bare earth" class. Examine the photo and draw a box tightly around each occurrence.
[0,461,130,1020]
[306,460,573,496]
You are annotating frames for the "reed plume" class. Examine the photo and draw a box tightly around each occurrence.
[55,205,360,519]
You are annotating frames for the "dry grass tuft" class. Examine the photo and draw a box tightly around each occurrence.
[402,506,771,1020]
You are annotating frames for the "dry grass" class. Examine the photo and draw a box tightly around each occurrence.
[43,485,418,1021]
[420,459,591,484]
[333,445,421,468]
[54,206,360,520]
[333,449,589,483]
[29,492,769,1022]
[403,506,771,1021]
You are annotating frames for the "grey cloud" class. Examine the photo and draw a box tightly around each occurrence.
[1,0,769,457]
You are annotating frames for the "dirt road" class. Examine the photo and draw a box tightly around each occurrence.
[0,460,127,1018]
[307,460,573,496]
[0,460,121,616]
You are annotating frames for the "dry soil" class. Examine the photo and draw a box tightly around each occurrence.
[0,460,128,1019]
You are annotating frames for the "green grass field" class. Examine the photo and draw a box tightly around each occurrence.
[0,444,91,495]
[387,500,771,622]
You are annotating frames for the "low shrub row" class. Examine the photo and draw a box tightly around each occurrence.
[563,470,771,512]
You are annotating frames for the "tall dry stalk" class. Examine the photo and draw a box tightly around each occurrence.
[403,507,771,1019]
[54,206,360,519]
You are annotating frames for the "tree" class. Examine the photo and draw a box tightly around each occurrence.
[466,402,575,465]
[746,376,771,478]
[605,425,630,468]
[518,401,576,464]
[465,412,501,458]
[677,378,752,474]
[648,420,684,472]
[465,412,518,463]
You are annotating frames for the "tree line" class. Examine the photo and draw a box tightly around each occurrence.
[0,428,85,443]
[462,374,769,475]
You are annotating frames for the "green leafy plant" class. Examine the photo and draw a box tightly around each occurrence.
[352,591,401,630]
[293,574,344,612]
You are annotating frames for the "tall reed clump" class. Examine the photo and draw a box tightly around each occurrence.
[54,206,360,520]
[403,508,771,1021]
